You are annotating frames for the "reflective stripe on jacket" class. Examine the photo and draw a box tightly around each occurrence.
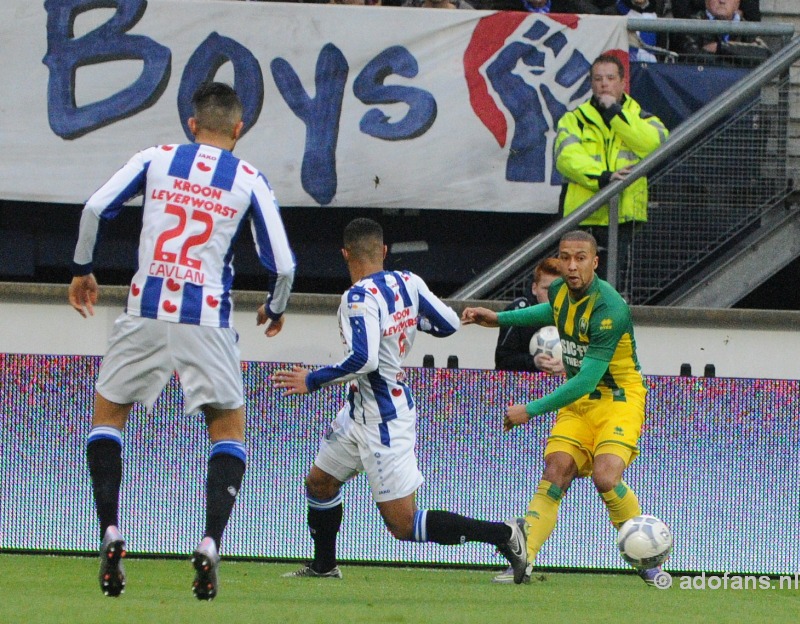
[554,95,667,226]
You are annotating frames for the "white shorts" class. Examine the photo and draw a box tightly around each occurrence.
[314,407,424,503]
[96,313,243,415]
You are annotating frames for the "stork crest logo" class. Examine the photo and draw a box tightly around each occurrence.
[464,14,626,187]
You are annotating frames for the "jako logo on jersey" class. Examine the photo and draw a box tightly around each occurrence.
[465,14,602,186]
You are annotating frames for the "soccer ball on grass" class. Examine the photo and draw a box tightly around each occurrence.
[617,514,673,569]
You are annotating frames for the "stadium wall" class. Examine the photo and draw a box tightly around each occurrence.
[2,284,799,379]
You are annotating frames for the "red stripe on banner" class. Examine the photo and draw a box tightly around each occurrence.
[547,13,581,29]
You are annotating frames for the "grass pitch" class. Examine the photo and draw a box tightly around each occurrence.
[1,554,797,624]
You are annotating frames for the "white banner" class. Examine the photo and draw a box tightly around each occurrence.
[0,1,628,212]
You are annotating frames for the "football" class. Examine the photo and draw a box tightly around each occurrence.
[529,325,563,361]
[617,514,673,569]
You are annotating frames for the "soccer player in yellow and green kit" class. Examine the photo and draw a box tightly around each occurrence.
[462,229,661,586]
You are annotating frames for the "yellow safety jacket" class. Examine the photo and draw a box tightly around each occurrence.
[554,95,668,226]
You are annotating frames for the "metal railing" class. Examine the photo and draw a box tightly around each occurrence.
[452,26,800,303]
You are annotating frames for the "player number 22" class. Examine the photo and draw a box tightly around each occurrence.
[153,204,213,269]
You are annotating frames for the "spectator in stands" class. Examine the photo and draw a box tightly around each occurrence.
[484,0,662,61]
[554,54,668,298]
[403,0,475,8]
[672,0,760,22]
[495,258,565,375]
[483,0,668,14]
[670,0,771,62]
[480,0,603,13]
[611,0,662,62]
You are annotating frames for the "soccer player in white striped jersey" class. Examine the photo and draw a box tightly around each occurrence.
[272,218,527,584]
[68,82,295,600]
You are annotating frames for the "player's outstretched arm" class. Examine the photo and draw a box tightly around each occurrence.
[257,304,285,337]
[461,307,499,327]
[272,365,310,395]
[69,274,99,318]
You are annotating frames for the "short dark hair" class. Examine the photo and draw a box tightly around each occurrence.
[191,82,243,135]
[343,218,384,261]
[591,54,625,80]
[560,230,598,254]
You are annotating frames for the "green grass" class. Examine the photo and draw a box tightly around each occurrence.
[1,554,797,624]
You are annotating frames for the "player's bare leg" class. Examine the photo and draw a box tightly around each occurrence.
[593,453,640,528]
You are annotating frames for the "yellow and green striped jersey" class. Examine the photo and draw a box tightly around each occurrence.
[549,276,644,392]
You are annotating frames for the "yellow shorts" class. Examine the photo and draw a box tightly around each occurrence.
[544,385,646,477]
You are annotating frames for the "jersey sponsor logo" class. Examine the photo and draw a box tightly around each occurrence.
[150,183,239,219]
[562,339,587,368]
[383,315,416,337]
[172,180,222,199]
[344,303,365,318]
[392,307,411,322]
[600,318,613,330]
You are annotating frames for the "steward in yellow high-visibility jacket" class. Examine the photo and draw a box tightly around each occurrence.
[554,92,668,226]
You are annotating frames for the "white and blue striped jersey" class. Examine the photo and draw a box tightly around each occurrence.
[73,143,295,328]
[306,270,459,424]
